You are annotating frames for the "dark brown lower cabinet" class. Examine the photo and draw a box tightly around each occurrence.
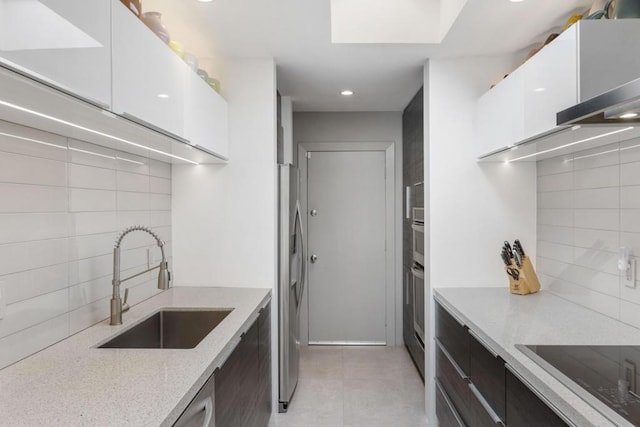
[469,332,506,422]
[505,369,568,427]
[215,302,272,427]
[256,302,272,426]
[435,300,570,427]
[436,380,464,427]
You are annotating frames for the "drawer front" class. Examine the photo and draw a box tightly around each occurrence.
[506,368,569,427]
[469,331,506,422]
[436,380,465,427]
[436,302,469,375]
[436,342,470,424]
[467,382,505,427]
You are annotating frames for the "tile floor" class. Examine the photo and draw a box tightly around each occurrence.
[269,346,428,427]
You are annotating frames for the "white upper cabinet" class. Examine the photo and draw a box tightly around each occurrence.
[475,67,524,158]
[184,69,229,159]
[0,0,112,107]
[475,20,640,159]
[522,28,577,139]
[111,0,185,140]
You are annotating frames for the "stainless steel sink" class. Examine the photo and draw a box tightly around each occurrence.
[99,309,233,349]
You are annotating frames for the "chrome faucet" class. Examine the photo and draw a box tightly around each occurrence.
[110,225,171,325]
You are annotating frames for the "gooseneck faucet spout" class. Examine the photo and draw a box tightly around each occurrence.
[110,225,171,325]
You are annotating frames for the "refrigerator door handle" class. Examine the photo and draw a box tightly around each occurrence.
[295,202,306,311]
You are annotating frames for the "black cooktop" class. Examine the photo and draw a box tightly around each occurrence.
[519,345,640,426]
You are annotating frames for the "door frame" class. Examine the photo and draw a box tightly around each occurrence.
[298,141,396,346]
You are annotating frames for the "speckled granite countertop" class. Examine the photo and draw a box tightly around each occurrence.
[435,288,640,427]
[0,287,271,426]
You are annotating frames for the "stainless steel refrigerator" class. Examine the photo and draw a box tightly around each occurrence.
[278,164,305,413]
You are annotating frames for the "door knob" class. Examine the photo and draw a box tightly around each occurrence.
[310,209,318,217]
[310,254,318,263]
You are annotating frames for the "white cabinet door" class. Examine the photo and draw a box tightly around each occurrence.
[0,0,111,107]
[184,70,229,159]
[523,27,578,139]
[475,69,524,158]
[111,0,185,139]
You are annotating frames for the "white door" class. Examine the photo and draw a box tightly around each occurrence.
[307,150,387,345]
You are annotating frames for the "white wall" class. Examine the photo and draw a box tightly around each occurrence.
[293,112,404,345]
[0,120,172,369]
[172,57,277,289]
[424,57,537,423]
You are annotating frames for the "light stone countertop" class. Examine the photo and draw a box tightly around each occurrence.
[434,287,640,427]
[0,286,271,426]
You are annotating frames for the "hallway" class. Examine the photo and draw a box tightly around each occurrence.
[270,346,428,427]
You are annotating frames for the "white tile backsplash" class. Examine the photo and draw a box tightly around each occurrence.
[574,209,620,231]
[621,210,640,233]
[620,186,640,209]
[538,172,573,192]
[0,151,67,186]
[69,188,117,212]
[68,211,118,236]
[537,224,573,246]
[117,170,150,193]
[537,191,573,209]
[573,188,619,209]
[538,141,640,327]
[0,213,69,244]
[117,191,149,211]
[69,163,116,190]
[0,122,172,369]
[0,239,69,276]
[0,183,67,213]
[620,162,640,186]
[2,264,69,305]
[573,164,619,189]
[150,176,171,194]
[538,208,573,227]
[0,313,69,370]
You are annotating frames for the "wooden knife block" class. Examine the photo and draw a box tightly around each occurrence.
[507,256,540,295]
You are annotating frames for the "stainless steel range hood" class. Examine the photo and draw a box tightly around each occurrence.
[558,76,640,126]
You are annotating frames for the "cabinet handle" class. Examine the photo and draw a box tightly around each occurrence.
[216,336,242,370]
[242,312,261,336]
[260,297,272,312]
[505,364,576,427]
[469,329,499,358]
[405,271,409,305]
[174,396,213,427]
[193,143,229,162]
[436,380,466,427]
[436,338,468,380]
[120,111,191,144]
[468,383,504,426]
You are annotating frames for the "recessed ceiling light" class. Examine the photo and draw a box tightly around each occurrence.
[197,0,214,2]
[620,112,639,119]
[341,90,354,96]
[509,0,525,2]
[534,87,546,92]
[157,93,170,98]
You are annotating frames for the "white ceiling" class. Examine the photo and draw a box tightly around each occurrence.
[145,0,592,112]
